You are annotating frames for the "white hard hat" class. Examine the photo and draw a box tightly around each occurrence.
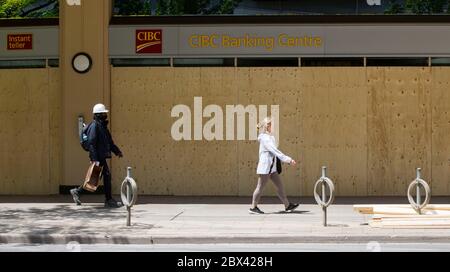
[93,103,109,114]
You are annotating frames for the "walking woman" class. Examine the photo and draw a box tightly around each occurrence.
[250,117,299,214]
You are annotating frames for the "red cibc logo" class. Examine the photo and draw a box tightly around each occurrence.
[136,30,162,54]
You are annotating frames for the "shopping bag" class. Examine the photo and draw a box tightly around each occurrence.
[82,162,103,192]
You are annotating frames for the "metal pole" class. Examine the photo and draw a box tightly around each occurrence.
[127,167,131,178]
[322,167,327,227]
[127,167,132,226]
[416,168,421,215]
[127,206,131,226]
[127,182,131,226]
[322,182,326,226]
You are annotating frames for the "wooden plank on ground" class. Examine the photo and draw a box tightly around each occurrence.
[369,220,450,229]
[354,204,450,214]
[373,213,450,219]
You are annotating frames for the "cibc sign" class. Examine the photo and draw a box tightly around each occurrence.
[7,34,32,50]
[136,29,162,54]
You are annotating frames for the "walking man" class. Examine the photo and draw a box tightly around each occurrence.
[70,103,123,208]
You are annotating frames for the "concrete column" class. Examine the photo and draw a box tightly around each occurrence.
[60,0,111,187]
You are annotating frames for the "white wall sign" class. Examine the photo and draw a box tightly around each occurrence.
[66,0,81,6]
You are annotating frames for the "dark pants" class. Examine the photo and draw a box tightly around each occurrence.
[77,160,112,201]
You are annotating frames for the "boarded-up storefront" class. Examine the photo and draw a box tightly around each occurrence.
[2,11,450,196]
[110,67,450,196]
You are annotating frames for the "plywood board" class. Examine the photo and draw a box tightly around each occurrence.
[367,67,432,196]
[300,68,368,196]
[108,66,449,196]
[431,67,450,195]
[173,68,239,195]
[354,204,450,214]
[111,67,176,195]
[369,219,450,228]
[48,68,61,194]
[0,69,56,194]
[111,67,240,195]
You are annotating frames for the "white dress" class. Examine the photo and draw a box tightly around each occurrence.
[256,133,292,175]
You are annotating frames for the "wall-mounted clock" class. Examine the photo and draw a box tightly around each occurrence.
[72,52,92,74]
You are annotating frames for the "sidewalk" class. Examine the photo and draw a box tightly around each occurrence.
[1,196,450,244]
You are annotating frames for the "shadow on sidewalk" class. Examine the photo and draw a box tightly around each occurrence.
[268,210,311,215]
[0,204,155,239]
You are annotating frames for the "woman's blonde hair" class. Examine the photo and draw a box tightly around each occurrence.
[257,117,272,133]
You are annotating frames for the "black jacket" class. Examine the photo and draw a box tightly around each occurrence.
[86,119,121,162]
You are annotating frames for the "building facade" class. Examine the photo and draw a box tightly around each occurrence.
[1,0,450,196]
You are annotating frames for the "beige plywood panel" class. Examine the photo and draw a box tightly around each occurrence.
[109,66,441,197]
[431,68,450,195]
[237,68,302,198]
[0,69,53,194]
[111,67,176,195]
[166,68,239,195]
[235,68,256,197]
[111,67,240,195]
[163,67,199,195]
[300,68,368,196]
[48,68,61,194]
[367,67,432,196]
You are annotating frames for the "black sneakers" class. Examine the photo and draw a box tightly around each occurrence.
[70,189,81,205]
[249,204,299,214]
[249,206,264,214]
[104,199,123,208]
[285,203,299,212]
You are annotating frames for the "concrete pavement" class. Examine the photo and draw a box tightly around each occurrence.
[1,196,450,244]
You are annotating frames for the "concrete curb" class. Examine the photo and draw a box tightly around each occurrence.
[1,234,450,244]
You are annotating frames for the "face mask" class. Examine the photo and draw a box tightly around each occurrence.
[95,114,108,121]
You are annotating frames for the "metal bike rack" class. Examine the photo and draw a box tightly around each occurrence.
[407,168,431,215]
[121,167,138,226]
[313,166,335,227]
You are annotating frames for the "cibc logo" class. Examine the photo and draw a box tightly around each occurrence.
[136,30,162,54]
